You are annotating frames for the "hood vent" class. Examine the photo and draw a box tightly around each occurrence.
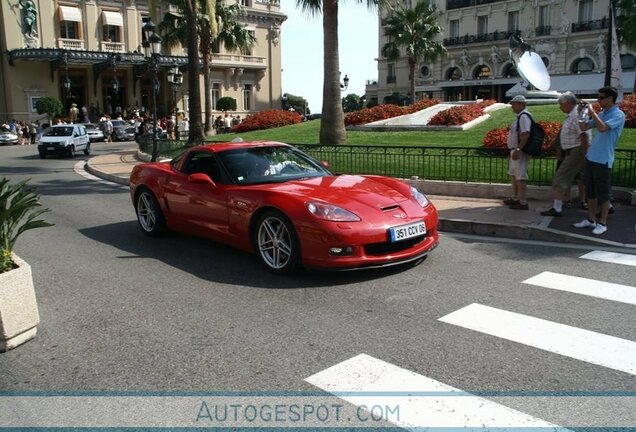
[380,204,400,212]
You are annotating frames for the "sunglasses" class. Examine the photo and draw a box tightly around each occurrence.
[597,95,609,100]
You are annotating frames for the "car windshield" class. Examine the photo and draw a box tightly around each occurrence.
[84,124,97,130]
[218,146,330,185]
[111,120,126,127]
[43,127,73,137]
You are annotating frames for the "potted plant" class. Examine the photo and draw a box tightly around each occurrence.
[0,178,52,352]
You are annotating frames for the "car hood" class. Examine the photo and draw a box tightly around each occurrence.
[40,136,71,142]
[263,175,411,210]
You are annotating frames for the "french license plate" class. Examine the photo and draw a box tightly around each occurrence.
[47,147,55,150]
[388,221,426,242]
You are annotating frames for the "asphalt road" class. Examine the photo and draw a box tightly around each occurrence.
[1,142,635,427]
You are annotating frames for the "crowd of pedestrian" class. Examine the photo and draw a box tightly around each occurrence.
[214,112,242,134]
[1,119,41,144]
[505,86,625,236]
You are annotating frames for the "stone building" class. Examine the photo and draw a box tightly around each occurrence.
[366,0,635,104]
[0,0,286,123]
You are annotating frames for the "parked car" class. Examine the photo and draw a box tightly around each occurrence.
[82,123,105,142]
[111,119,136,141]
[38,124,90,158]
[130,141,439,274]
[0,127,18,145]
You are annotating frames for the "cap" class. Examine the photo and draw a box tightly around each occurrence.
[510,95,527,103]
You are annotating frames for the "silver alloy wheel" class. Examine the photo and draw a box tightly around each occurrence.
[257,216,293,270]
[137,191,157,232]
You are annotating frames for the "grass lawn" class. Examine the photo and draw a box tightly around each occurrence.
[207,104,636,150]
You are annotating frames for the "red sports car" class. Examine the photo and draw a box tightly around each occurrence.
[130,141,439,273]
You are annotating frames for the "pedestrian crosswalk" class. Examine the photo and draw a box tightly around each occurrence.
[305,249,636,429]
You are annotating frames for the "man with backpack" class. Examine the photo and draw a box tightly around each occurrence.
[503,95,533,210]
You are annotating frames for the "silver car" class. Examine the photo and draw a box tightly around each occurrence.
[83,123,105,142]
[0,127,18,145]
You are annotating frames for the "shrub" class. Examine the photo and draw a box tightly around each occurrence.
[216,97,237,112]
[619,93,636,128]
[428,100,495,126]
[482,120,561,155]
[344,99,441,126]
[0,178,53,273]
[35,96,63,121]
[231,110,302,133]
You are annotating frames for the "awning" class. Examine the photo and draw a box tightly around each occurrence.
[102,11,123,27]
[549,71,635,93]
[59,5,82,22]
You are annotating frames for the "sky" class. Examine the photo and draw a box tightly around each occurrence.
[280,1,380,114]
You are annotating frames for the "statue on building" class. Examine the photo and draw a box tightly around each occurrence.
[489,45,502,68]
[459,49,473,71]
[559,11,570,35]
[19,0,38,37]
[595,34,606,70]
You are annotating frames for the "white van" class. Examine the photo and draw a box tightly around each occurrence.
[38,124,90,158]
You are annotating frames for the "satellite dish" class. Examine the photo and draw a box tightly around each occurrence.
[509,34,551,92]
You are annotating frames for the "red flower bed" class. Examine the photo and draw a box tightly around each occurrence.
[482,120,561,154]
[344,99,440,126]
[619,93,636,128]
[231,110,302,133]
[428,100,496,126]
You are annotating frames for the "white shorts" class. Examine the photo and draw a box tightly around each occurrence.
[508,152,530,181]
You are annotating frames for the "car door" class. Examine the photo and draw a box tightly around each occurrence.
[163,152,230,239]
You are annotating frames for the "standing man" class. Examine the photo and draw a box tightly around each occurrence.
[504,95,532,210]
[574,86,625,235]
[540,92,590,216]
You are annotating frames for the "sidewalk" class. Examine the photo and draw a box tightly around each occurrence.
[86,151,636,250]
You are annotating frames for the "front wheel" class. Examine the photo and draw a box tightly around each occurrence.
[67,145,75,158]
[254,210,300,274]
[135,188,166,236]
[83,143,91,155]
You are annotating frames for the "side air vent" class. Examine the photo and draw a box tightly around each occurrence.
[381,205,400,212]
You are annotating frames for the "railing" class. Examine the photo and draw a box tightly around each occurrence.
[387,76,397,84]
[101,41,125,53]
[571,18,608,33]
[447,0,503,11]
[211,53,266,65]
[444,30,519,46]
[535,25,551,36]
[57,38,84,50]
[137,141,636,189]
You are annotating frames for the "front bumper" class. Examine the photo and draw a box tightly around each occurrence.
[38,143,70,155]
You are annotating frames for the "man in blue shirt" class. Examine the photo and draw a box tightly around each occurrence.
[574,86,625,235]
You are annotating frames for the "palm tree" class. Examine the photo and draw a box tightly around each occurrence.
[296,0,390,144]
[618,0,636,92]
[381,0,446,105]
[159,1,255,135]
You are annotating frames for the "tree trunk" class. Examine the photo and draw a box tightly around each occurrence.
[409,59,416,105]
[319,0,347,145]
[184,0,204,143]
[200,31,213,135]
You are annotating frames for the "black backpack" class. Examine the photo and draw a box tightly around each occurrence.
[516,112,544,157]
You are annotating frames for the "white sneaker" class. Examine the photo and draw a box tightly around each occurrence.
[592,224,607,235]
[574,219,596,228]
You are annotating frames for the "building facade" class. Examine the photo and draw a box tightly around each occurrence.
[0,0,286,123]
[366,0,635,104]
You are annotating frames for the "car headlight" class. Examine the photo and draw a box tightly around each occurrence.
[306,201,360,222]
[410,186,430,207]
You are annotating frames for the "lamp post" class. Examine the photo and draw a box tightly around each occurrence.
[109,54,119,117]
[61,50,71,113]
[340,72,349,92]
[167,63,183,139]
[142,19,162,162]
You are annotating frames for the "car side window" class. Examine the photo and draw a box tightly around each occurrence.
[182,152,224,183]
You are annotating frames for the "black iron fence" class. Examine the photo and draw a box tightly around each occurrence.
[138,138,636,188]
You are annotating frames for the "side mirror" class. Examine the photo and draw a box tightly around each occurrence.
[321,160,330,169]
[188,173,215,186]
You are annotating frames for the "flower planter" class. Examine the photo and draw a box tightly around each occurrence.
[0,253,40,352]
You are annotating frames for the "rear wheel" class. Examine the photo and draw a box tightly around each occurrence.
[135,188,166,236]
[83,143,91,155]
[254,210,300,274]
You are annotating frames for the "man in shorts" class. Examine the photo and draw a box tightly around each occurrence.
[540,92,590,216]
[504,95,533,210]
[574,86,625,235]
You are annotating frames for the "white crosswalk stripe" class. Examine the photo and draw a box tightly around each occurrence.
[439,303,636,375]
[580,250,636,267]
[305,353,561,429]
[523,271,636,305]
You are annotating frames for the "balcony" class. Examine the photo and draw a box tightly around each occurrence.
[447,0,503,11]
[101,41,125,53]
[535,25,551,36]
[571,17,608,33]
[57,38,84,50]
[211,53,266,66]
[444,30,519,46]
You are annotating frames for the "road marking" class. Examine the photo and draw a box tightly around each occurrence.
[523,272,636,306]
[73,161,127,189]
[305,353,560,428]
[580,250,636,267]
[439,304,636,375]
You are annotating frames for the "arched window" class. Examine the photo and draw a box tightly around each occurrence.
[473,64,491,79]
[571,57,594,73]
[503,63,518,77]
[446,67,462,80]
[621,54,636,70]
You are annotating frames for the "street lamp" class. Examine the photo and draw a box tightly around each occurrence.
[109,54,119,116]
[61,50,71,111]
[142,19,162,162]
[167,63,183,139]
[281,93,288,110]
[340,73,349,91]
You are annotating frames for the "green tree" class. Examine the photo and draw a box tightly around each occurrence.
[295,0,390,144]
[159,0,255,135]
[618,0,636,91]
[35,96,63,123]
[381,0,446,105]
[283,93,309,114]
[216,96,237,111]
[341,93,363,112]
